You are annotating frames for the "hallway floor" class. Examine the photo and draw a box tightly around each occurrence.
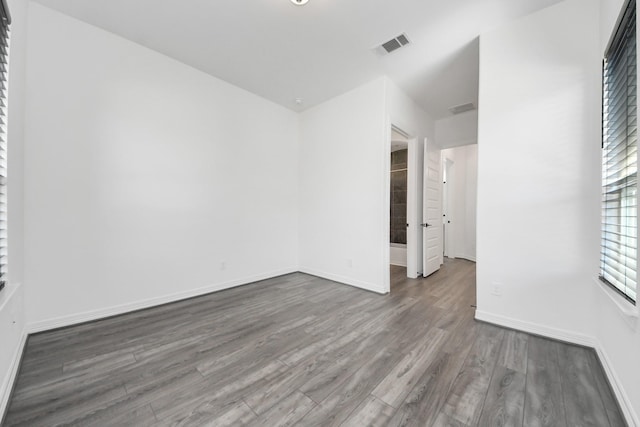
[4,260,625,426]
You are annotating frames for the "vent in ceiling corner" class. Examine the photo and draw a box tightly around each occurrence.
[377,33,411,55]
[449,102,476,115]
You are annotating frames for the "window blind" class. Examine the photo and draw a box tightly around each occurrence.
[601,0,637,304]
[0,0,9,293]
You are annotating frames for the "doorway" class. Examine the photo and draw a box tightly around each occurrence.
[415,141,479,277]
[440,145,478,262]
[443,158,454,258]
[387,125,424,286]
[390,129,408,268]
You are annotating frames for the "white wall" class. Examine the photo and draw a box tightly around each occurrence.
[477,0,640,423]
[600,0,626,53]
[442,144,477,261]
[298,77,433,293]
[476,0,601,343]
[435,110,478,149]
[0,0,29,417]
[23,4,300,329]
[592,0,640,424]
[298,78,388,293]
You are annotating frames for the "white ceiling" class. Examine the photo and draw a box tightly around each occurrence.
[33,0,563,119]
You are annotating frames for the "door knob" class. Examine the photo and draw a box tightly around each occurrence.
[421,223,432,228]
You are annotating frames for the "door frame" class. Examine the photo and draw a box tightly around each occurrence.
[384,123,424,293]
[407,135,424,279]
[443,157,455,258]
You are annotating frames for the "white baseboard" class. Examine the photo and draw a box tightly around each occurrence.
[299,267,387,294]
[27,267,298,334]
[474,310,595,347]
[475,310,638,427]
[594,339,640,427]
[390,262,407,267]
[0,330,27,421]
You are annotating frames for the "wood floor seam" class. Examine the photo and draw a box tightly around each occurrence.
[520,340,529,427]
[241,397,260,418]
[147,403,158,423]
[476,331,507,425]
[299,390,321,406]
[556,342,572,427]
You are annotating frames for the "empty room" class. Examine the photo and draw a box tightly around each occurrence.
[0,0,639,425]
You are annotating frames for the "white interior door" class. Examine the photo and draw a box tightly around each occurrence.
[423,141,442,276]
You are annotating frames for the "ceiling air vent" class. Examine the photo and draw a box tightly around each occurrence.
[449,102,476,115]
[377,33,411,55]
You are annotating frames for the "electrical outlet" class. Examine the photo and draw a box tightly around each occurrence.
[491,282,502,296]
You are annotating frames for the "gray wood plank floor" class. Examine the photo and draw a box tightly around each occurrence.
[3,260,626,426]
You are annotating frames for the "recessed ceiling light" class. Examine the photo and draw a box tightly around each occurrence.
[295,98,304,105]
[291,0,309,5]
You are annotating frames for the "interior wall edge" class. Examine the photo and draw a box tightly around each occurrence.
[25,267,298,334]
[594,338,640,427]
[439,138,478,150]
[0,329,27,424]
[475,309,638,427]
[389,262,408,267]
[298,267,387,295]
[475,309,595,347]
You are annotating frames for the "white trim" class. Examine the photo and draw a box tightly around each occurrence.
[390,262,407,267]
[443,157,455,259]
[440,138,478,150]
[382,111,392,294]
[0,330,27,420]
[299,267,387,295]
[0,282,20,312]
[26,268,297,333]
[457,254,476,263]
[594,339,640,427]
[474,310,595,347]
[406,136,420,280]
[593,277,638,331]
